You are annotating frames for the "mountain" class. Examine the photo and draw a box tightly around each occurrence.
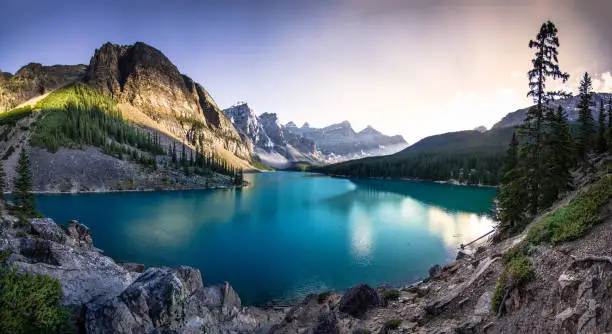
[318,91,612,185]
[493,92,612,129]
[222,103,408,166]
[85,42,250,162]
[0,42,251,192]
[0,63,87,112]
[286,120,408,162]
[222,103,319,167]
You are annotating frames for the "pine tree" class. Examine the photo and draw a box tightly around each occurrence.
[576,72,595,163]
[13,149,36,216]
[540,106,573,207]
[181,143,186,167]
[519,20,569,215]
[608,98,612,152]
[497,132,526,230]
[596,101,607,153]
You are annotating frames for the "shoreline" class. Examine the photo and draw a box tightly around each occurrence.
[4,183,249,195]
[324,173,498,188]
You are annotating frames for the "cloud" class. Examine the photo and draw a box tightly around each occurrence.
[592,72,612,93]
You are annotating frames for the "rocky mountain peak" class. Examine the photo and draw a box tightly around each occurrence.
[286,121,297,128]
[358,125,382,136]
[84,41,250,160]
[0,62,87,112]
[302,122,310,129]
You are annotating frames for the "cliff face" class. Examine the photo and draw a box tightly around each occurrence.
[84,42,251,160]
[258,112,319,163]
[223,103,320,167]
[0,63,87,112]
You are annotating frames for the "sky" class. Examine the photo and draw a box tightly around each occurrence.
[1,0,612,143]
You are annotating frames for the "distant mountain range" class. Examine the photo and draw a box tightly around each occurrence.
[493,93,612,129]
[222,103,408,167]
[318,92,612,185]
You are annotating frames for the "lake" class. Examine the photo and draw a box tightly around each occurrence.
[36,172,497,305]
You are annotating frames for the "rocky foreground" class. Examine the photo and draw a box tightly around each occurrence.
[1,179,611,333]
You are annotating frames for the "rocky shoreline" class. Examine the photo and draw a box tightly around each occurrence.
[1,186,611,333]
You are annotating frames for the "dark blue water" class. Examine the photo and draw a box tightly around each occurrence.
[36,172,496,305]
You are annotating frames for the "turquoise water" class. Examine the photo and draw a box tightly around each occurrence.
[36,172,496,305]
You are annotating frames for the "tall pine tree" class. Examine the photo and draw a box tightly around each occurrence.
[497,132,526,230]
[608,98,612,152]
[13,149,36,216]
[519,20,569,215]
[576,72,595,163]
[596,101,607,153]
[540,106,573,207]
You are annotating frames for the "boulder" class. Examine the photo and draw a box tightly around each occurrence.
[86,266,273,333]
[313,312,340,334]
[456,249,472,260]
[339,284,385,318]
[30,218,67,244]
[474,291,493,316]
[13,219,136,309]
[65,220,94,251]
[429,264,442,278]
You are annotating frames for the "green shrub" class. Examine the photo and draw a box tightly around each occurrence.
[0,267,70,333]
[317,291,331,303]
[384,319,402,330]
[383,289,401,301]
[492,255,534,312]
[0,106,33,126]
[0,250,12,264]
[527,174,612,245]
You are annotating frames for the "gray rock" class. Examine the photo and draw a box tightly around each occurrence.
[429,264,442,278]
[339,284,385,318]
[474,291,493,316]
[456,249,472,260]
[30,218,67,244]
[13,218,137,309]
[313,312,340,334]
[117,262,146,273]
[86,266,274,333]
[65,220,94,251]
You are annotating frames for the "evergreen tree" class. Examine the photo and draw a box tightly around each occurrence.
[608,98,612,152]
[497,132,526,230]
[519,20,569,215]
[13,149,36,215]
[540,106,573,207]
[576,72,595,163]
[596,101,607,153]
[181,143,186,167]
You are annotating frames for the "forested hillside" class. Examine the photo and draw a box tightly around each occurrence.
[317,124,515,185]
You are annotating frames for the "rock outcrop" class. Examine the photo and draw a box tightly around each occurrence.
[338,284,386,318]
[0,63,87,112]
[0,216,283,333]
[84,42,251,161]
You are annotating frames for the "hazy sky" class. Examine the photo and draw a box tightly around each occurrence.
[1,0,611,143]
